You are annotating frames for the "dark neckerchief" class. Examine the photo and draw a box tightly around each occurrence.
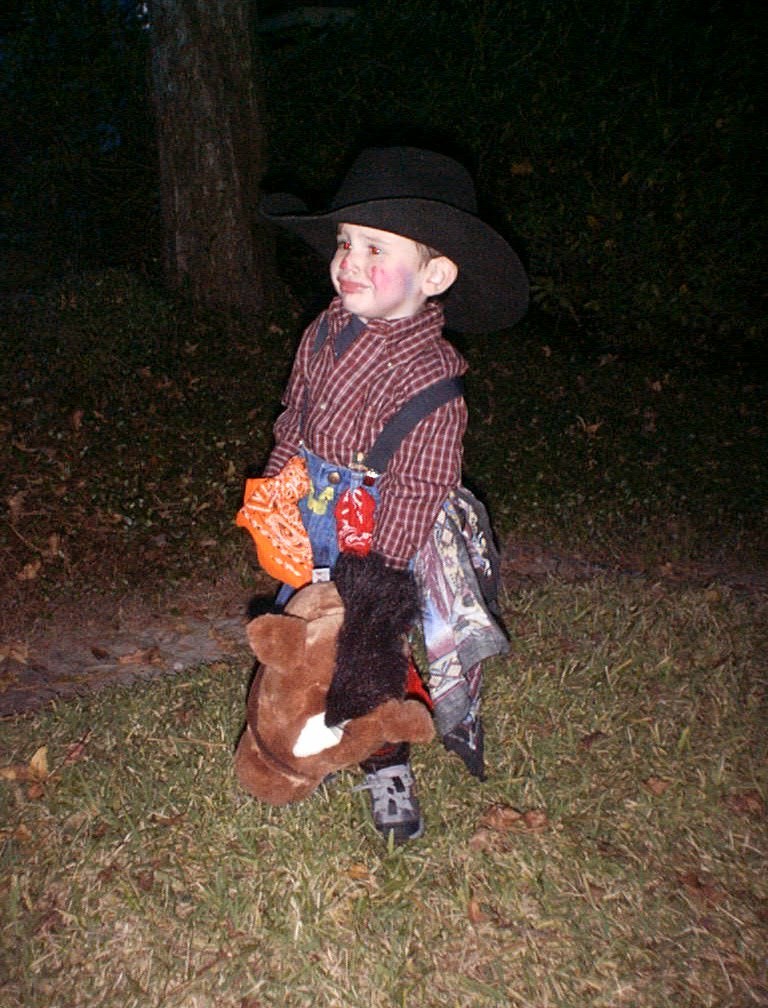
[333,313,366,359]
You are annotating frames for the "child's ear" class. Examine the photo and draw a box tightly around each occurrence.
[422,256,458,297]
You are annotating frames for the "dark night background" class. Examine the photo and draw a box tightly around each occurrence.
[1,0,765,364]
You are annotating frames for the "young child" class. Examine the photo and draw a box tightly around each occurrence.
[259,146,528,843]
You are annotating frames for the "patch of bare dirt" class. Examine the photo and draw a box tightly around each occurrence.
[499,540,768,594]
[2,535,765,718]
[0,557,273,716]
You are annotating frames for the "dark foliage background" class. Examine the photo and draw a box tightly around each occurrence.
[1,0,764,359]
[0,0,154,272]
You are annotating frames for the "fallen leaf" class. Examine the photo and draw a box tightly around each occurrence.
[345,863,372,881]
[6,491,27,522]
[91,646,111,660]
[0,640,29,664]
[521,809,549,832]
[479,803,549,834]
[467,897,489,925]
[468,827,498,851]
[43,533,61,559]
[0,763,35,782]
[722,789,764,818]
[16,558,42,581]
[480,804,523,832]
[510,159,533,176]
[29,746,49,780]
[118,647,163,666]
[678,871,723,905]
[585,883,606,903]
[135,870,155,892]
[98,863,120,883]
[643,776,671,796]
[36,904,66,934]
[70,408,85,431]
[63,733,91,765]
[579,730,607,750]
[1,747,51,784]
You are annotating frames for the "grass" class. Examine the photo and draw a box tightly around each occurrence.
[1,577,766,1006]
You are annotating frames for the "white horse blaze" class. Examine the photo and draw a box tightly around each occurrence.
[292,712,345,757]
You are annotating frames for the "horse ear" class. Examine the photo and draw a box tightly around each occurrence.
[246,614,306,670]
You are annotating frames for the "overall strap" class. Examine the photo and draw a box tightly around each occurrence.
[364,377,464,475]
[312,314,330,355]
[300,315,331,437]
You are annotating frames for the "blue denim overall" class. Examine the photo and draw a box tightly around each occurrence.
[274,445,380,608]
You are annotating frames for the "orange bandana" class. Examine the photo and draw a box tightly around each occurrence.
[236,455,313,588]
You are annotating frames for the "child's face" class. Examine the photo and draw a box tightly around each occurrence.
[330,223,432,322]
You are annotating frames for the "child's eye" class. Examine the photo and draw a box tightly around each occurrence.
[368,245,383,256]
[337,238,351,251]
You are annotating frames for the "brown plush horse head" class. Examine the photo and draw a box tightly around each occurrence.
[234,579,434,805]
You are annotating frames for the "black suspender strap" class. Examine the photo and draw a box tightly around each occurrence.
[363,376,464,474]
[312,314,330,354]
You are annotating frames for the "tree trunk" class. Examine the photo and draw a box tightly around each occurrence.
[150,0,270,318]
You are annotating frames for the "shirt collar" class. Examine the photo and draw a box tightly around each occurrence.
[326,297,445,342]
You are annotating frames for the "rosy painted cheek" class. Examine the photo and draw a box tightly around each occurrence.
[370,265,411,295]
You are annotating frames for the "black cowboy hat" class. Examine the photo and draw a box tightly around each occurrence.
[261,147,528,333]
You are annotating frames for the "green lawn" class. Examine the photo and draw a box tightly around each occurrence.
[2,575,766,1007]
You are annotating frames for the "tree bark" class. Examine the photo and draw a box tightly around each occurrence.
[150,0,270,318]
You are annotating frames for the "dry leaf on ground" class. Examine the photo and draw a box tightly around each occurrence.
[16,558,42,581]
[579,730,607,750]
[1,746,49,798]
[118,646,164,666]
[644,776,672,796]
[677,870,724,906]
[722,789,764,818]
[0,640,29,664]
[467,896,490,925]
[474,803,550,843]
[62,733,90,765]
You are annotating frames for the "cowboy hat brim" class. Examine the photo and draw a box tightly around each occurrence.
[262,194,528,333]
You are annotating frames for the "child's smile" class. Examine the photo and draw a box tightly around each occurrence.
[331,223,430,322]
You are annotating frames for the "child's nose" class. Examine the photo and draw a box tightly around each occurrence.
[339,248,359,272]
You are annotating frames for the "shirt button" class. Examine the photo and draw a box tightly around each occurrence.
[328,471,341,485]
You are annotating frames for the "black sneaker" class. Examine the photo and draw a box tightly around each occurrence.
[442,715,486,780]
[354,763,424,844]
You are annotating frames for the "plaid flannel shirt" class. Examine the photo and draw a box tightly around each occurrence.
[264,297,468,568]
